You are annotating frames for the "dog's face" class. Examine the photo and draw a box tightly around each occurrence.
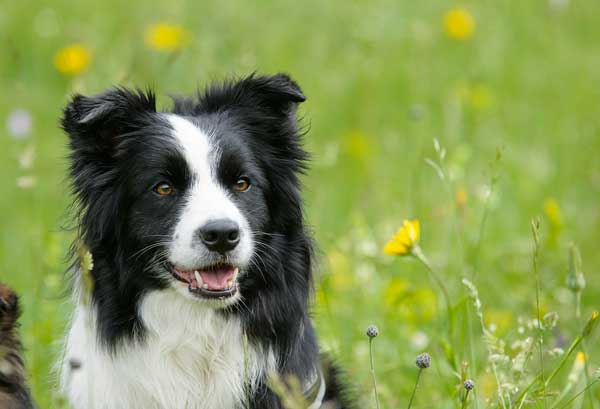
[119,113,268,306]
[62,75,307,310]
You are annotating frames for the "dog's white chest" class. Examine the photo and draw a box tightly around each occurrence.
[60,290,274,409]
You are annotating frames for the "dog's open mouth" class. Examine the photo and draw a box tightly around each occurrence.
[170,264,239,299]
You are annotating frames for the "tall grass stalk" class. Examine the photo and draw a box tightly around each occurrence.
[462,279,508,409]
[553,376,600,409]
[531,219,547,409]
[567,244,595,408]
[472,148,503,279]
[461,389,473,409]
[407,368,423,409]
[515,311,599,406]
[580,342,597,408]
[412,246,451,325]
[369,336,381,409]
[407,354,431,409]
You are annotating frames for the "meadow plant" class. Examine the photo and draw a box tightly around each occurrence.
[462,379,475,409]
[3,3,600,408]
[566,243,586,319]
[366,325,381,409]
[384,220,451,324]
[407,353,431,409]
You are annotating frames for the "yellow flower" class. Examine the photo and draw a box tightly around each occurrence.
[454,82,494,111]
[544,198,563,227]
[568,351,587,383]
[53,44,91,75]
[455,186,468,208]
[384,219,420,256]
[344,129,373,161]
[444,8,475,40]
[145,23,190,52]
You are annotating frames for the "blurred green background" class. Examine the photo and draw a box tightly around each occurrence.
[1,1,599,407]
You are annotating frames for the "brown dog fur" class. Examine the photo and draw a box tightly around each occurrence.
[0,283,33,409]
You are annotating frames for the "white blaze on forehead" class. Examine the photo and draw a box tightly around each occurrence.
[166,115,214,181]
[165,114,253,271]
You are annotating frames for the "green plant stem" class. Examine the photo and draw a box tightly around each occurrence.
[577,305,596,408]
[546,337,583,388]
[581,342,597,409]
[466,307,480,409]
[575,292,582,319]
[407,368,423,409]
[461,389,472,409]
[516,312,598,407]
[471,178,496,278]
[531,219,547,409]
[517,337,581,407]
[369,338,381,409]
[413,246,452,324]
[554,377,600,409]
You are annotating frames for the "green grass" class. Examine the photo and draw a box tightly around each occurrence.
[2,1,600,407]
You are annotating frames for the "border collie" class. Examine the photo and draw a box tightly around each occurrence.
[60,74,352,409]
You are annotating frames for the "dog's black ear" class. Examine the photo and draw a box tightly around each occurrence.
[243,73,306,111]
[198,73,306,116]
[0,283,20,332]
[62,87,156,157]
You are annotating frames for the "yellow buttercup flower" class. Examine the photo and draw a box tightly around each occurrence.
[543,198,563,227]
[53,44,91,75]
[145,23,190,52]
[444,8,475,40]
[384,219,420,256]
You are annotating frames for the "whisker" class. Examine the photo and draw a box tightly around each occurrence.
[128,241,171,261]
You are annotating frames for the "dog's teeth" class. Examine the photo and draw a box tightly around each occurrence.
[194,271,202,284]
[233,268,239,279]
[227,279,233,288]
[202,283,208,290]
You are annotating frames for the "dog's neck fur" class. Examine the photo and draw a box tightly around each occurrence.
[61,287,276,409]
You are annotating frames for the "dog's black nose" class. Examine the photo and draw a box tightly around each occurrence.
[197,219,240,254]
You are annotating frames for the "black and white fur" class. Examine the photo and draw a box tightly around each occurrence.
[60,74,351,409]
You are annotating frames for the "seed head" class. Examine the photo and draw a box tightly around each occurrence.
[366,325,379,339]
[415,353,431,369]
[464,379,475,390]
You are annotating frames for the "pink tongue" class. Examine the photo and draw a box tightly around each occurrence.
[199,268,234,290]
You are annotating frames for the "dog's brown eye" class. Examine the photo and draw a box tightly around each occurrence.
[234,177,251,192]
[154,182,174,196]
